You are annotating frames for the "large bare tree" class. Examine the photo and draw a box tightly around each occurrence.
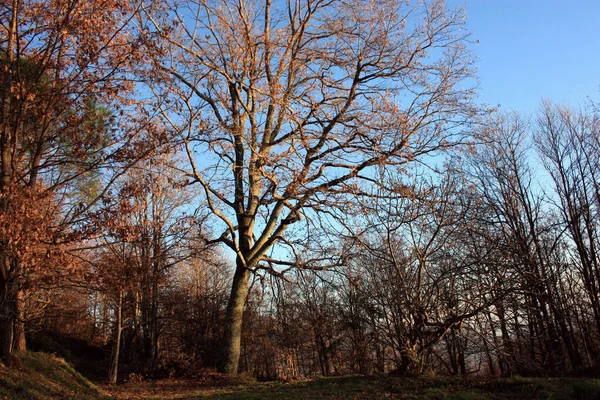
[143,0,479,373]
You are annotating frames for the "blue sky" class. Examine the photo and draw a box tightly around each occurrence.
[454,0,600,113]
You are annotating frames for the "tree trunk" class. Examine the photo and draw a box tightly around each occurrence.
[0,0,16,362]
[109,290,123,385]
[496,302,513,376]
[219,259,250,374]
[483,337,496,376]
[0,278,13,362]
[458,337,467,376]
[12,287,25,351]
[150,272,159,366]
[316,332,330,376]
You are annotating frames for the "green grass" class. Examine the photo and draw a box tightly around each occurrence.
[0,351,109,400]
[3,353,600,400]
[106,374,600,400]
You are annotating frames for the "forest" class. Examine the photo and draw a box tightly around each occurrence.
[1,0,600,397]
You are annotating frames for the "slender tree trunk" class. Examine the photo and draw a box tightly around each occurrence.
[130,290,140,361]
[102,299,109,344]
[316,332,330,376]
[219,258,250,374]
[150,224,161,367]
[109,290,123,385]
[458,337,467,376]
[496,301,513,376]
[150,223,162,366]
[0,0,17,365]
[446,334,458,376]
[150,276,159,366]
[12,287,25,351]
[483,336,496,376]
[0,277,13,362]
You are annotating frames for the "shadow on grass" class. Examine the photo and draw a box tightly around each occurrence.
[0,351,109,400]
[202,375,600,400]
[104,372,600,400]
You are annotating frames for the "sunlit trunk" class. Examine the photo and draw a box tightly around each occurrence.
[12,288,25,351]
[219,258,250,374]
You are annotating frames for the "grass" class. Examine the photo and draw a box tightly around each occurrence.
[0,351,109,400]
[105,373,600,400]
[3,352,600,400]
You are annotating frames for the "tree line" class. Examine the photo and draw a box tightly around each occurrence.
[0,0,599,382]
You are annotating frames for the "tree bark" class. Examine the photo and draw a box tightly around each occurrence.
[12,287,25,351]
[219,258,250,374]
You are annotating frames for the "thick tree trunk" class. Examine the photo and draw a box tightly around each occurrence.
[219,259,250,374]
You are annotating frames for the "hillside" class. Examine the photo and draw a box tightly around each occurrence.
[0,352,108,400]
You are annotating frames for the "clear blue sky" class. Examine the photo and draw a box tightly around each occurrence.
[453,0,600,113]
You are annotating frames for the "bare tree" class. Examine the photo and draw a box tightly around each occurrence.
[536,102,600,363]
[344,170,504,374]
[466,112,582,374]
[143,0,479,373]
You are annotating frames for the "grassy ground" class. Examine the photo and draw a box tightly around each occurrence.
[105,374,600,400]
[0,351,109,400]
[2,352,600,400]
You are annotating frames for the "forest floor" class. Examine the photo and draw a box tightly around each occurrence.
[103,373,600,400]
[2,352,600,399]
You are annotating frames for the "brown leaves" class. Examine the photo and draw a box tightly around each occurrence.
[0,184,72,285]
